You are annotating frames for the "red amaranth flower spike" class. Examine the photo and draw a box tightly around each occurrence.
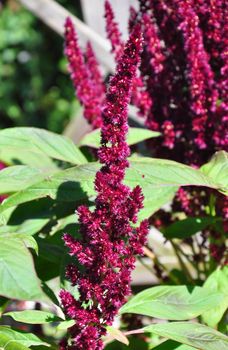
[64,17,103,128]
[142,13,165,75]
[174,0,218,149]
[60,24,149,350]
[84,41,106,97]
[105,0,153,120]
[128,6,138,32]
[104,0,124,61]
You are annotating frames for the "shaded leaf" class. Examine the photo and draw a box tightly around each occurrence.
[1,154,225,221]
[162,217,219,239]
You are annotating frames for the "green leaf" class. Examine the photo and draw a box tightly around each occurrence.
[56,320,75,331]
[162,217,219,239]
[0,127,87,165]
[0,231,39,254]
[0,218,49,236]
[0,333,30,350]
[0,326,50,348]
[202,266,228,327]
[143,322,228,350]
[0,164,97,215]
[1,155,226,220]
[201,151,228,195]
[79,127,160,148]
[0,159,213,219]
[19,235,39,254]
[0,238,44,300]
[0,165,56,195]
[152,340,196,350]
[119,286,223,320]
[0,147,57,170]
[106,326,129,346]
[4,310,62,324]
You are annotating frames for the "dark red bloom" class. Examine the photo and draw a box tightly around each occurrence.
[64,17,104,128]
[104,0,153,120]
[60,23,149,350]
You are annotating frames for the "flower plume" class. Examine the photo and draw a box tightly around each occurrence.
[60,23,148,350]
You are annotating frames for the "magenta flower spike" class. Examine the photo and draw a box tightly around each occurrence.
[64,17,103,128]
[128,6,138,32]
[174,0,218,149]
[85,41,106,97]
[60,24,149,350]
[104,0,124,61]
[105,0,153,120]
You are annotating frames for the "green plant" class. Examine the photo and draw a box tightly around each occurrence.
[0,127,227,349]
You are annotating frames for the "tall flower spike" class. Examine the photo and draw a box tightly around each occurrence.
[142,13,165,75]
[128,6,138,32]
[104,0,124,61]
[64,17,103,128]
[105,0,153,119]
[85,41,106,97]
[60,24,149,350]
[174,0,218,149]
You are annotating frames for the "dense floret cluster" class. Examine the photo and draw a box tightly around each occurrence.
[60,22,148,350]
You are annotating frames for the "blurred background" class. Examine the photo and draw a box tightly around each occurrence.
[0,0,83,133]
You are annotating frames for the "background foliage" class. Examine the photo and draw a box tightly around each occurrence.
[0,0,81,132]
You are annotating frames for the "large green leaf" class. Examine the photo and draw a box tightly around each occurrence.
[128,157,215,188]
[202,266,228,327]
[5,310,62,324]
[0,326,49,348]
[0,238,44,300]
[120,286,222,320]
[0,146,58,170]
[0,163,98,216]
[0,165,58,195]
[162,217,220,239]
[0,333,29,350]
[1,155,226,220]
[201,151,228,195]
[56,320,75,331]
[0,127,87,165]
[79,127,160,148]
[143,322,228,350]
[0,218,49,236]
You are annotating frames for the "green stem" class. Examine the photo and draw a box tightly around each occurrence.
[170,240,195,284]
[143,246,180,284]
